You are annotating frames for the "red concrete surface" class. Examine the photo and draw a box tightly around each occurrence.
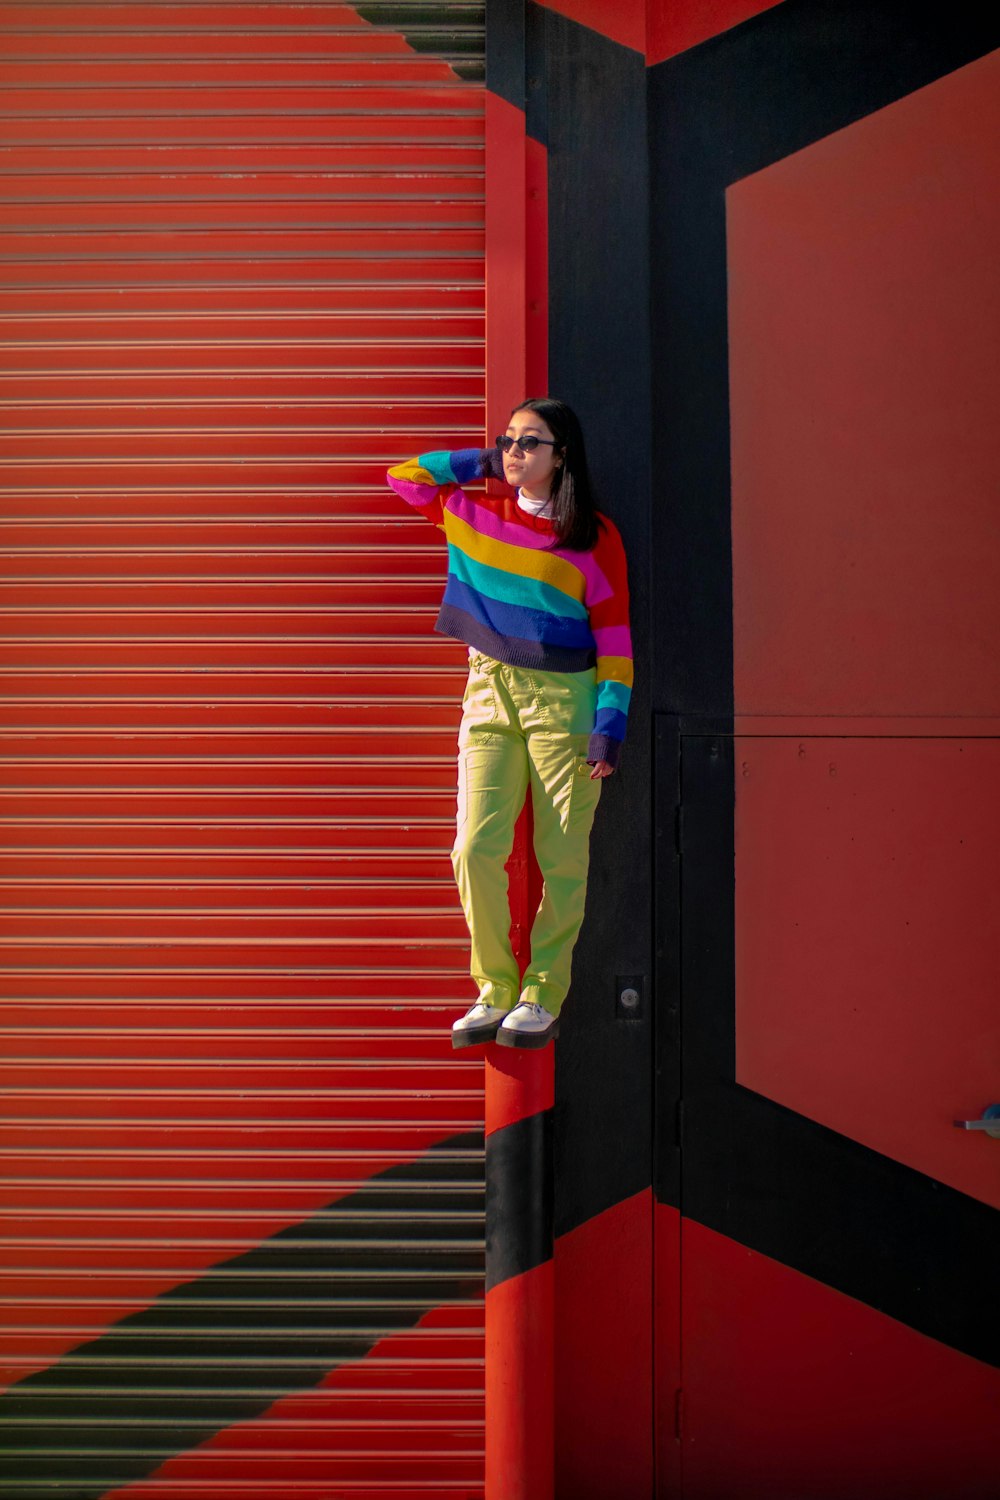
[681,1216,1000,1499]
[536,0,645,56]
[486,1259,554,1500]
[555,1187,655,1499]
[728,50,1000,720]
[653,1198,682,1499]
[537,0,786,64]
[486,89,527,417]
[733,735,1000,1209]
[647,0,785,64]
[485,1044,554,1136]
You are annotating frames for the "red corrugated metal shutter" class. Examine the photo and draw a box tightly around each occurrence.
[0,3,487,1493]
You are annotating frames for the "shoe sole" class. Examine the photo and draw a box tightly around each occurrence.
[451,1021,504,1049]
[495,1018,560,1049]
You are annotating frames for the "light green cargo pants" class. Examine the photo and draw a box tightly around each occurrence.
[450,648,603,1019]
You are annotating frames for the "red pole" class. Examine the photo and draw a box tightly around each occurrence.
[485,1038,554,1500]
[485,52,554,1498]
[485,795,553,1499]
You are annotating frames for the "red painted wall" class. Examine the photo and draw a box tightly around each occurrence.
[536,0,787,63]
[682,1219,1000,1500]
[729,49,1000,723]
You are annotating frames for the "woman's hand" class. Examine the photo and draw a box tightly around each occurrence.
[479,445,507,481]
[589,760,615,780]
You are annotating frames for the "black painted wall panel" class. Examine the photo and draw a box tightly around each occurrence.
[527,5,656,1240]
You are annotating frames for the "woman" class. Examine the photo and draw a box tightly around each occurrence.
[387,398,633,1050]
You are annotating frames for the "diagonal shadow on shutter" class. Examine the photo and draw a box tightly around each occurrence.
[0,1130,485,1495]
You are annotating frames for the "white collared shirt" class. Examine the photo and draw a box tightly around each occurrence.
[516,488,554,518]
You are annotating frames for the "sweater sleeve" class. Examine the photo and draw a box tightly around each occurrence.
[585,517,633,769]
[386,446,505,527]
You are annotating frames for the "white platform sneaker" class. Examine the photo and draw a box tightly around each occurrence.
[496,1000,560,1049]
[451,1000,509,1049]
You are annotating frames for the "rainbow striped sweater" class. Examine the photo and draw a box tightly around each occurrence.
[386,447,633,768]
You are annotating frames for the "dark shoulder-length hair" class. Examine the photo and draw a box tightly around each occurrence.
[508,396,605,552]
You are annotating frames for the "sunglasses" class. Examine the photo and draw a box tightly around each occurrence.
[495,434,558,454]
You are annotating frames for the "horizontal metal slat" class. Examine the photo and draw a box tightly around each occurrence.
[0,1398,485,1422]
[0,1028,475,1062]
[0,695,460,727]
[0,2,449,28]
[0,34,479,67]
[0,513,474,541]
[0,32,429,62]
[0,499,452,526]
[0,773,457,800]
[0,468,470,498]
[0,752,462,785]
[0,636,452,662]
[0,406,484,439]
[0,815,459,851]
[2,309,482,339]
[0,82,483,117]
[0,347,483,385]
[0,607,457,633]
[0,332,483,363]
[0,58,467,87]
[0,1374,482,1398]
[0,141,485,172]
[0,171,485,209]
[0,370,486,409]
[1,1149,481,1175]
[0,432,479,471]
[0,543,451,573]
[0,199,484,234]
[0,110,485,149]
[0,255,484,291]
[0,226,483,262]
[1,1062,479,1098]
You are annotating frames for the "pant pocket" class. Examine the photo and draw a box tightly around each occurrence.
[459,662,501,746]
[537,738,600,836]
[532,668,597,737]
[455,743,496,837]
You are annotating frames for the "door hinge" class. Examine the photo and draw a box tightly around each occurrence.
[674,1386,684,1440]
[674,802,683,855]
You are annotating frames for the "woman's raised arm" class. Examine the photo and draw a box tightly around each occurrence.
[386,446,505,529]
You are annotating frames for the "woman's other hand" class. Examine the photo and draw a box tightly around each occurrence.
[589,760,615,780]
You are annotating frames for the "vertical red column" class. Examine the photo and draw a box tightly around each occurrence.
[484,57,554,1500]
[484,1057,554,1500]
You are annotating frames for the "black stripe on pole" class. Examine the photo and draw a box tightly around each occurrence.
[486,1108,554,1291]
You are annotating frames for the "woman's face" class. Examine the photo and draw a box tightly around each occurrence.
[501,410,563,497]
